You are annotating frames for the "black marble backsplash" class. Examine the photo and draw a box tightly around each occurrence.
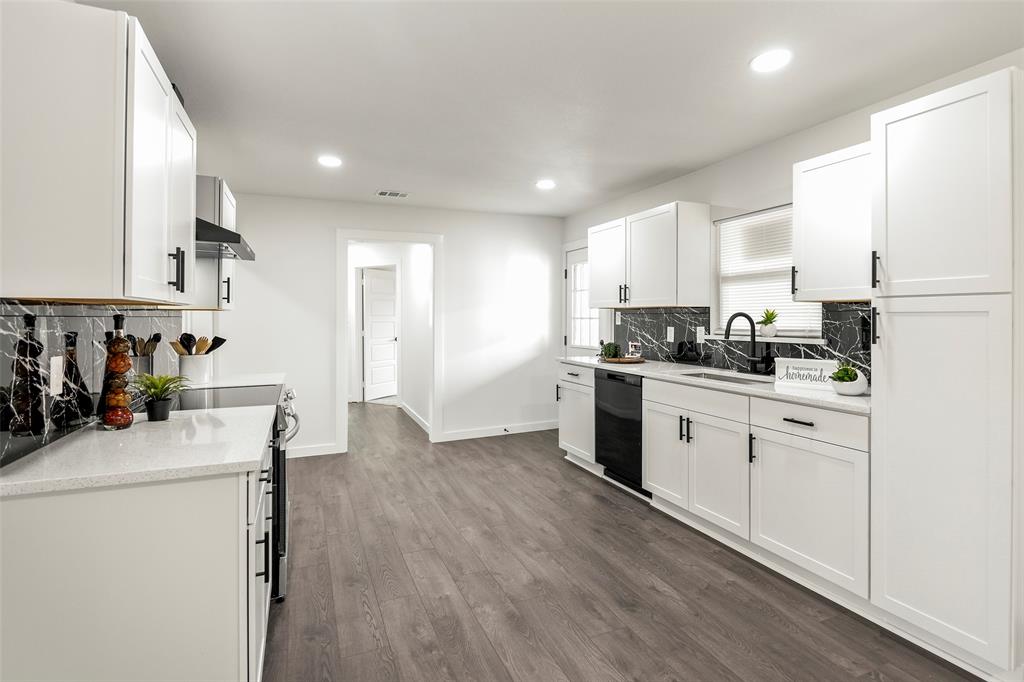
[612,303,871,379]
[1,301,183,468]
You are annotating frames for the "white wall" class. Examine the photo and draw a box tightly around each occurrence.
[214,194,562,455]
[565,49,1024,241]
[347,241,433,432]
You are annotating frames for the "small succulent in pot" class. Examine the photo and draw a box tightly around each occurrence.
[757,309,778,338]
[132,374,189,422]
[829,362,867,396]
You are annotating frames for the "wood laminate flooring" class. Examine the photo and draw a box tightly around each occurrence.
[264,402,975,682]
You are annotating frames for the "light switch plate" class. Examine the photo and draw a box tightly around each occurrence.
[48,356,64,395]
[666,326,674,343]
[697,326,706,344]
[615,312,621,326]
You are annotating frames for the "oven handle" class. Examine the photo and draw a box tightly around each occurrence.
[285,412,301,442]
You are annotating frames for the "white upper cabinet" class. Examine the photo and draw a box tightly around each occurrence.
[587,219,627,308]
[167,97,198,305]
[871,69,1016,297]
[792,143,872,302]
[626,204,678,307]
[587,202,711,308]
[191,176,239,311]
[871,294,1012,667]
[1,3,191,304]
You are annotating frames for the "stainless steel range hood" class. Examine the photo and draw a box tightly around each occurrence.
[195,217,256,261]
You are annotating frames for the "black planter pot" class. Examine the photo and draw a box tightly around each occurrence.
[145,398,172,422]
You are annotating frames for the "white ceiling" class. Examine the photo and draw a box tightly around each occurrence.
[89,0,1024,217]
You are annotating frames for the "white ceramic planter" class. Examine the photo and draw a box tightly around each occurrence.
[760,323,777,338]
[179,355,212,385]
[832,373,868,396]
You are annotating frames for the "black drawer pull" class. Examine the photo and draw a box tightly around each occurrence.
[783,417,815,428]
[567,372,579,377]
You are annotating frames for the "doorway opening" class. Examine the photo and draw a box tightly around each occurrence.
[344,238,437,439]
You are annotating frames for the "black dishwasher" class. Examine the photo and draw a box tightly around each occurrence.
[594,369,649,497]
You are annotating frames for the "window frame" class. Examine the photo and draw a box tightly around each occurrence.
[562,241,611,358]
[711,204,822,338]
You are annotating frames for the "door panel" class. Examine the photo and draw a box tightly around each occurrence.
[687,412,749,538]
[587,219,626,308]
[871,70,1012,296]
[168,99,197,305]
[871,294,1011,666]
[558,382,594,463]
[626,204,677,307]
[363,268,399,401]
[124,19,172,301]
[642,400,688,508]
[750,428,868,597]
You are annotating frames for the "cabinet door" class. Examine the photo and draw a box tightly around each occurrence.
[587,219,626,308]
[249,482,270,682]
[123,18,173,302]
[750,428,868,597]
[168,99,197,305]
[676,202,712,306]
[687,412,749,539]
[871,294,1011,666]
[626,203,677,307]
[219,182,238,310]
[793,143,872,302]
[641,400,688,508]
[871,69,1013,297]
[558,382,594,463]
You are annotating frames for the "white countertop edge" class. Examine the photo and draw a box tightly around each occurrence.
[187,372,287,389]
[560,357,870,416]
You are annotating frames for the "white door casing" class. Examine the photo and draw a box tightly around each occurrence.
[871,69,1013,297]
[870,294,1012,667]
[363,268,399,401]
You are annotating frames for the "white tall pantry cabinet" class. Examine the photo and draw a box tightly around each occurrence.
[869,67,1023,674]
[1,2,196,304]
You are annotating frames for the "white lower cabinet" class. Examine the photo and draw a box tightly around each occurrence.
[557,380,594,463]
[642,400,689,509]
[687,411,750,539]
[750,427,868,598]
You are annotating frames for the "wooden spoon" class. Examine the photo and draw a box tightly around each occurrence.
[194,336,211,355]
[169,340,188,356]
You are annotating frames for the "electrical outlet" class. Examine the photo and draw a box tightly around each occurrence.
[697,326,706,344]
[666,326,675,343]
[48,356,64,395]
[615,311,622,326]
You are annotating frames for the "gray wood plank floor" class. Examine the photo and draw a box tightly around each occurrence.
[264,402,975,682]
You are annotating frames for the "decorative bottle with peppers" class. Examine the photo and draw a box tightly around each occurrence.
[9,314,45,437]
[101,314,134,430]
[50,331,94,429]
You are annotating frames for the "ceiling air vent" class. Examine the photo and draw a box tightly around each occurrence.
[376,190,408,199]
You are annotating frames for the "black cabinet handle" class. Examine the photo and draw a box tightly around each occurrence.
[259,467,272,483]
[791,265,798,295]
[618,284,624,304]
[222,276,232,303]
[255,530,270,583]
[623,284,629,303]
[685,417,692,443]
[679,415,685,441]
[555,385,560,402]
[167,247,184,292]
[871,306,879,344]
[749,433,756,463]
[783,417,815,428]
[871,250,880,288]
[567,372,579,377]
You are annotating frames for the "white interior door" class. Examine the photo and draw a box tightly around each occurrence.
[363,268,399,401]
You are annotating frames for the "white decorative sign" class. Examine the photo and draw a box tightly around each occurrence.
[774,357,837,391]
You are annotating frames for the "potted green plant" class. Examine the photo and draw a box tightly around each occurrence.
[599,340,622,359]
[757,309,778,338]
[132,374,189,422]
[829,362,867,396]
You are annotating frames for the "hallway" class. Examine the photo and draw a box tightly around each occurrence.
[263,403,971,681]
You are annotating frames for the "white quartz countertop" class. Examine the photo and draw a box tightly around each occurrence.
[189,372,287,389]
[0,405,277,498]
[562,356,870,416]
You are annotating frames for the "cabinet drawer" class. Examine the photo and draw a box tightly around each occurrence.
[750,397,868,451]
[559,364,594,387]
[644,380,748,423]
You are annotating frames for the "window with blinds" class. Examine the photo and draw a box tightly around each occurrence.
[717,205,821,335]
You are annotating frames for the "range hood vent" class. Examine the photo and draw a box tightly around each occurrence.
[195,217,255,261]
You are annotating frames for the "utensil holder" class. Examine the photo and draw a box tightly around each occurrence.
[179,355,212,385]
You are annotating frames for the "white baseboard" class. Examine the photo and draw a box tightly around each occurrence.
[563,451,605,477]
[286,442,345,458]
[400,401,431,434]
[433,419,557,443]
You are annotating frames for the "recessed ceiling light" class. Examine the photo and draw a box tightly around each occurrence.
[317,154,342,168]
[536,178,556,190]
[750,48,792,74]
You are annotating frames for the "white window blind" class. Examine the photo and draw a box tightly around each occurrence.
[717,205,821,334]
